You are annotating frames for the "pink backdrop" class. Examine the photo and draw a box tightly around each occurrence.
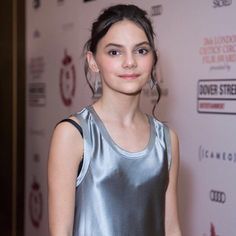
[25,0,236,235]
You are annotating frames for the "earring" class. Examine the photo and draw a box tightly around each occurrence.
[149,78,157,89]
[94,73,100,93]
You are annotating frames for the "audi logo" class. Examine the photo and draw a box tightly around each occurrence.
[210,190,226,203]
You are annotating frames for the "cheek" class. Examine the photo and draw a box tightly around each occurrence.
[97,58,120,73]
[140,57,154,72]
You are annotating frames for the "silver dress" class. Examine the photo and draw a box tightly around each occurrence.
[72,106,171,236]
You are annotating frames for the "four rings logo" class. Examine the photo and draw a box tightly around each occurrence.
[213,0,232,8]
[210,190,226,203]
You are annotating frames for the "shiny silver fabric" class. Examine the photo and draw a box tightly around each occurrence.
[73,106,171,236]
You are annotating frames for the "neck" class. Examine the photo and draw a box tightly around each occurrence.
[93,92,143,125]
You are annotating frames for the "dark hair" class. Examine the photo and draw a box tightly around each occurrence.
[84,4,161,114]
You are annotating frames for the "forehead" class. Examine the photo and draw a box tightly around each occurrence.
[98,19,148,46]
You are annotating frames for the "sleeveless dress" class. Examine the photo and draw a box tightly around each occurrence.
[72,106,171,236]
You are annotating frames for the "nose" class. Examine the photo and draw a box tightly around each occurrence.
[122,52,137,69]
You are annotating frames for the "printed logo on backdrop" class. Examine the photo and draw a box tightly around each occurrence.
[199,35,236,71]
[59,50,76,106]
[29,177,43,228]
[213,0,232,8]
[197,79,236,114]
[28,83,46,107]
[199,145,236,164]
[151,5,163,16]
[203,223,219,236]
[33,0,41,9]
[33,29,41,39]
[57,0,65,6]
[29,56,45,80]
[33,153,41,163]
[210,190,226,204]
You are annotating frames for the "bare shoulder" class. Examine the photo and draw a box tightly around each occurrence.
[48,117,84,167]
[53,117,83,145]
[167,127,180,172]
[168,128,179,150]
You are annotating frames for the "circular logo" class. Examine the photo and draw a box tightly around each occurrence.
[29,178,43,228]
[59,50,76,106]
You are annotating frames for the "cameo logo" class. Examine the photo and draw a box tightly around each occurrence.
[59,50,76,106]
[151,5,163,16]
[210,190,226,203]
[33,0,40,9]
[213,0,232,8]
[198,145,236,164]
[29,177,43,228]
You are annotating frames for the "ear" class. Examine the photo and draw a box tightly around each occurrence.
[86,51,99,73]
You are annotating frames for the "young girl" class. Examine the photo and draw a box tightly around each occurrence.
[48,4,182,236]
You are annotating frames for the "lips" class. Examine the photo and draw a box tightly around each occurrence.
[118,74,140,80]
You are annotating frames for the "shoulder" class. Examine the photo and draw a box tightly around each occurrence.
[167,127,180,171]
[151,117,179,144]
[151,118,180,166]
[49,117,84,161]
[161,123,179,156]
[168,127,179,148]
[54,117,83,141]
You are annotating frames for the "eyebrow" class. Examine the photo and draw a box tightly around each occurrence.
[104,41,151,48]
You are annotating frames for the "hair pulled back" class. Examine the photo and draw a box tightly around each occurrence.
[84,4,161,112]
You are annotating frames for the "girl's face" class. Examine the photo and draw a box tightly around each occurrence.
[87,20,154,96]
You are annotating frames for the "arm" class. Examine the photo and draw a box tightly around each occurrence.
[48,120,83,236]
[165,129,182,236]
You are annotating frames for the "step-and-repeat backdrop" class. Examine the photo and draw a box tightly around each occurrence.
[25,0,236,235]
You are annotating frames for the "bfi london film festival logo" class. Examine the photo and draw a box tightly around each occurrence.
[198,145,236,164]
[197,79,236,115]
[59,50,76,106]
[29,177,43,228]
[213,0,232,8]
[203,223,219,236]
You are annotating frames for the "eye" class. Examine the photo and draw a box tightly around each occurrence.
[108,50,121,56]
[136,48,150,55]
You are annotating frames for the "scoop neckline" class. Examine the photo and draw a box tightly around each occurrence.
[87,105,155,158]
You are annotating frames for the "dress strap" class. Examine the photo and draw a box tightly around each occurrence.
[58,118,83,137]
